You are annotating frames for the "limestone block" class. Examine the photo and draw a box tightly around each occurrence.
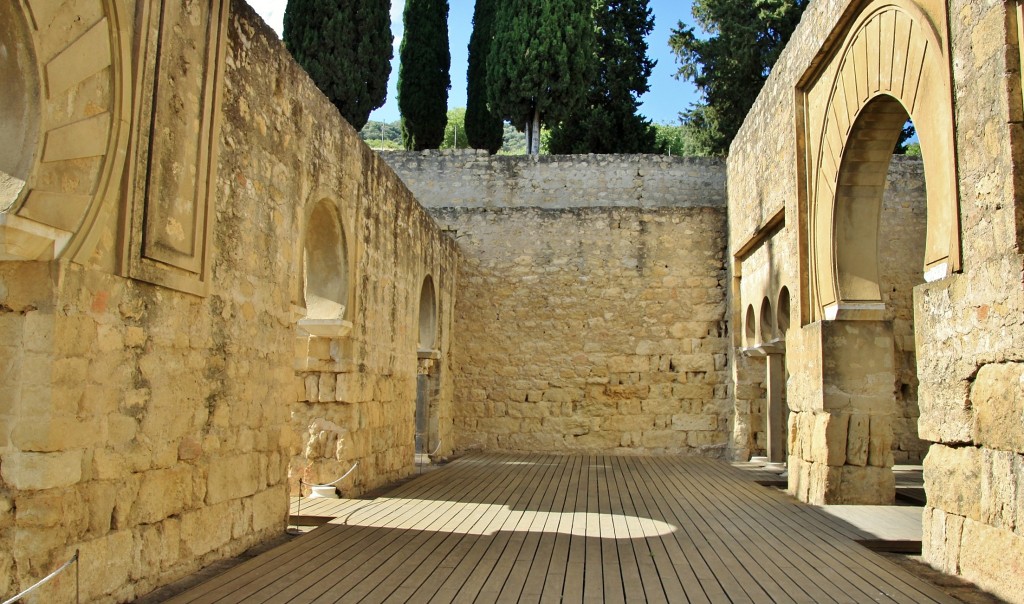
[180,501,233,559]
[77,530,133,602]
[924,444,981,521]
[542,417,595,436]
[868,415,894,468]
[972,363,1024,451]
[318,373,335,402]
[958,517,1024,603]
[132,466,194,525]
[135,518,181,575]
[1,450,82,490]
[979,448,1020,531]
[11,416,103,452]
[846,414,869,466]
[206,453,260,505]
[922,506,964,575]
[833,465,895,505]
[641,430,686,449]
[687,431,727,449]
[253,486,287,533]
[304,374,318,402]
[810,412,849,466]
[672,414,716,431]
[85,481,117,536]
[571,431,622,450]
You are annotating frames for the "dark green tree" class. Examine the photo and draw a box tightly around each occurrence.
[487,0,595,155]
[548,0,659,154]
[465,0,504,153]
[398,0,451,150]
[669,0,808,155]
[283,0,392,131]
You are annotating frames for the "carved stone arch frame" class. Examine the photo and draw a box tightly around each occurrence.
[0,0,132,262]
[796,0,961,323]
[294,190,359,337]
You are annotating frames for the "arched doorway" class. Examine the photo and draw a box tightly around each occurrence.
[416,275,440,464]
[793,0,959,504]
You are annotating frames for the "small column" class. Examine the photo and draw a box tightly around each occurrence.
[766,351,786,464]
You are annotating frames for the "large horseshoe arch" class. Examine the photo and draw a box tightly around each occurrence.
[798,0,960,323]
[0,0,131,263]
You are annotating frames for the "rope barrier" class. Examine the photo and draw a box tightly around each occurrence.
[288,462,360,534]
[3,549,79,604]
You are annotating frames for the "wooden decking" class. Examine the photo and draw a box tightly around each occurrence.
[167,454,956,603]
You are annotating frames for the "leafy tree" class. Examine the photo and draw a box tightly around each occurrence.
[669,0,808,155]
[487,0,595,155]
[441,108,471,149]
[360,119,404,149]
[653,122,711,156]
[283,0,392,130]
[548,0,659,154]
[399,0,451,150]
[465,0,504,153]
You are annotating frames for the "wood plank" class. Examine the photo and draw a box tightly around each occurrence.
[494,454,574,603]
[164,453,959,604]
[521,454,581,604]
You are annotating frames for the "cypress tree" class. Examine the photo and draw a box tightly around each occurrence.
[465,0,504,154]
[398,0,451,151]
[548,0,659,154]
[487,0,595,155]
[283,0,392,131]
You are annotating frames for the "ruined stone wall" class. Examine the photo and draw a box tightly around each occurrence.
[0,1,457,601]
[388,152,731,455]
[729,0,1024,597]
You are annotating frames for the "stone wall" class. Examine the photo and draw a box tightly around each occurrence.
[387,152,731,455]
[383,151,727,209]
[729,0,1024,597]
[0,1,458,601]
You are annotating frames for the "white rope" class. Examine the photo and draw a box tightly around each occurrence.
[3,550,78,604]
[308,461,358,488]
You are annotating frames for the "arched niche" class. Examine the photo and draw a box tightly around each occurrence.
[298,199,352,338]
[799,0,959,322]
[777,287,791,337]
[744,305,757,348]
[759,297,774,344]
[0,1,39,211]
[418,275,438,351]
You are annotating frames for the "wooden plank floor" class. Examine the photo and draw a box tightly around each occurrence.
[168,454,958,603]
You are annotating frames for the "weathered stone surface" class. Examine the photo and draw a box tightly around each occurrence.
[924,445,981,521]
[972,363,1024,452]
[958,517,1024,603]
[1,450,82,490]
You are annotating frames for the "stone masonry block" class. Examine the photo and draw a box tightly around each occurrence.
[846,414,869,466]
[206,453,260,505]
[1,450,83,490]
[868,414,894,468]
[924,444,982,521]
[810,412,849,466]
[972,363,1024,451]
[958,517,1024,603]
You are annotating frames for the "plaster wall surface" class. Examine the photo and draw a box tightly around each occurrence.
[388,152,731,454]
[0,1,457,601]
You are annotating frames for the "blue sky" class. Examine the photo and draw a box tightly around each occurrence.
[248,0,700,125]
